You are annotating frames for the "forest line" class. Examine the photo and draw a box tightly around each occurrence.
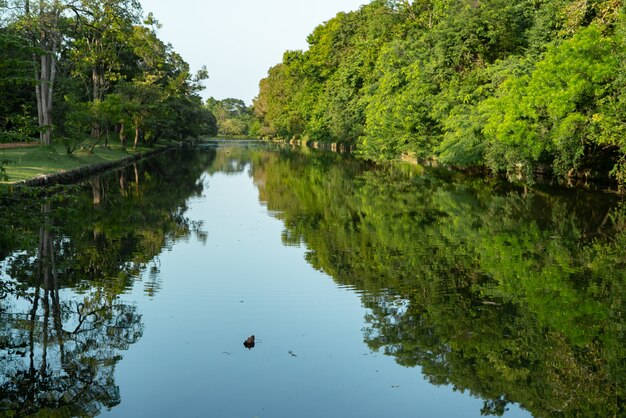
[0,0,217,154]
[252,0,626,184]
[2,0,626,186]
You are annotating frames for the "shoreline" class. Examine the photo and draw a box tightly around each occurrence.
[3,145,178,188]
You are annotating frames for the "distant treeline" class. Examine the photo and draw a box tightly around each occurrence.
[253,0,626,183]
[0,0,217,152]
[205,97,260,138]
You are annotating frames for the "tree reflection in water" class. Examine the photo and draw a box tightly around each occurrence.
[0,204,143,416]
[0,149,214,416]
[3,144,625,417]
[243,146,626,417]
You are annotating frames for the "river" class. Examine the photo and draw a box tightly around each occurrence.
[1,140,624,417]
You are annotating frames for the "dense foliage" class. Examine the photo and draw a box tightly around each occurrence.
[254,0,626,183]
[205,97,258,137]
[0,1,217,150]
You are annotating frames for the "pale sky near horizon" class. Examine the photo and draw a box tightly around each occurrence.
[139,0,367,105]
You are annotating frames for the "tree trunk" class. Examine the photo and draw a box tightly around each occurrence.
[119,122,126,148]
[31,0,60,146]
[134,125,140,150]
[91,176,103,205]
[133,163,140,195]
[38,46,56,145]
[89,125,103,152]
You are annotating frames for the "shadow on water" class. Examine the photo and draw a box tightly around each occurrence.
[0,149,216,415]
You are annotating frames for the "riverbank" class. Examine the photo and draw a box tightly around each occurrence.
[0,142,181,186]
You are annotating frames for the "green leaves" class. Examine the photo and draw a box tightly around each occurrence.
[256,0,626,185]
[484,24,620,177]
[205,97,255,137]
[254,1,398,143]
[0,0,211,151]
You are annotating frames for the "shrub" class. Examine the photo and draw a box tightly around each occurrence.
[0,130,31,144]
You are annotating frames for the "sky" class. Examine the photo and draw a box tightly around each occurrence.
[139,0,368,105]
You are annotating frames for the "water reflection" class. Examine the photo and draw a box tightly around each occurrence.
[1,204,142,415]
[0,149,214,415]
[240,146,626,417]
[1,143,625,417]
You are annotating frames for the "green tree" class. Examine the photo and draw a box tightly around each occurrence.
[206,97,256,137]
[255,0,626,185]
[483,25,620,178]
[0,24,36,141]
[15,0,66,145]
[66,0,141,138]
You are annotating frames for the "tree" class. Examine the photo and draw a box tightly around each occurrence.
[0,24,36,141]
[66,0,141,138]
[206,97,255,137]
[483,24,620,178]
[16,0,65,145]
[254,0,626,185]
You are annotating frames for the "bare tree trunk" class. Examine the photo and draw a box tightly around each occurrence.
[89,128,103,152]
[38,46,56,145]
[92,66,99,102]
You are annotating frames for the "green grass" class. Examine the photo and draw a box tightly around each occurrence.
[0,141,174,183]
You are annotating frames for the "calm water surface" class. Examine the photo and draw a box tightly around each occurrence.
[1,141,625,417]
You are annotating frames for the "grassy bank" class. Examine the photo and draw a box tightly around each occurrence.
[0,142,176,184]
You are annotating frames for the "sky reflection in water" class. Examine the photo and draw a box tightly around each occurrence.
[109,155,519,417]
[6,141,625,417]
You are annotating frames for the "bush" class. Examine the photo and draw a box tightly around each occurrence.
[61,134,83,155]
[0,130,32,144]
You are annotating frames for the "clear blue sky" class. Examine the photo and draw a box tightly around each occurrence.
[139,0,367,105]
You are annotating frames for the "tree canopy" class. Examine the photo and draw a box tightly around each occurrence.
[205,97,257,137]
[254,0,626,185]
[0,0,217,150]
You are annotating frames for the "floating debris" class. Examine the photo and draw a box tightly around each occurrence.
[244,335,255,349]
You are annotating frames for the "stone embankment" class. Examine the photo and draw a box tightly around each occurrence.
[286,138,353,153]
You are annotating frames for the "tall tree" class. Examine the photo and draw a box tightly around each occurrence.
[18,0,64,145]
[66,0,141,138]
[0,23,35,139]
